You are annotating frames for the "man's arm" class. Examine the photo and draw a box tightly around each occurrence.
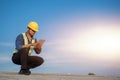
[22,42,41,54]
[22,43,37,48]
[16,34,24,50]
[22,39,45,54]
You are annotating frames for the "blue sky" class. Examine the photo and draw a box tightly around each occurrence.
[0,0,120,76]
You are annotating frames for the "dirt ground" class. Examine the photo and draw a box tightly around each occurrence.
[0,72,120,80]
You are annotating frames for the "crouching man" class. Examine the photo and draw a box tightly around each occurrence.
[12,21,45,75]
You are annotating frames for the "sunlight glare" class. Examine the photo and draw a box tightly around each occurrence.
[64,26,120,61]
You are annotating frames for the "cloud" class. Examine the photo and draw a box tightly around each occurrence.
[0,55,11,63]
[0,42,14,47]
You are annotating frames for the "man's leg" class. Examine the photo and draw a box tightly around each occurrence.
[12,48,31,75]
[27,56,44,69]
[18,48,32,75]
[19,48,29,70]
[12,48,29,66]
[12,48,44,75]
[12,52,21,65]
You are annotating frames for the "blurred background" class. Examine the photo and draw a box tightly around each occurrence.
[0,0,120,76]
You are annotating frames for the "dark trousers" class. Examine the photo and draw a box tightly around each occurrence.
[12,48,44,70]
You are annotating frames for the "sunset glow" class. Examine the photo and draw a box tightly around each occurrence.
[52,25,120,62]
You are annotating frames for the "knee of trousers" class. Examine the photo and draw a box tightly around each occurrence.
[37,57,44,65]
[30,57,44,68]
[41,57,44,64]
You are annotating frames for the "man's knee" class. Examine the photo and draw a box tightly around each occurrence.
[12,54,21,65]
[34,57,44,67]
[37,57,44,65]
[40,57,44,64]
[29,57,44,68]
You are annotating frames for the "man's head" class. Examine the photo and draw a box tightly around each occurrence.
[28,21,39,32]
[27,21,39,37]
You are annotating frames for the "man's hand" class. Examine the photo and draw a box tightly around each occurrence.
[35,39,45,49]
[35,39,45,54]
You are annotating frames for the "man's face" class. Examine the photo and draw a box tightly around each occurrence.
[28,28,36,37]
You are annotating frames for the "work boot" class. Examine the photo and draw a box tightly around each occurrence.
[19,69,31,75]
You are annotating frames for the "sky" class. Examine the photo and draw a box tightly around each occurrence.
[0,0,120,76]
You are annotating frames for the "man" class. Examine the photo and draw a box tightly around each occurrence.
[12,21,45,75]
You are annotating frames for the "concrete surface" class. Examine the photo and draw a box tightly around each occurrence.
[0,72,120,80]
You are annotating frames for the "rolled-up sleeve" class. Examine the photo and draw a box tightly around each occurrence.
[15,34,24,50]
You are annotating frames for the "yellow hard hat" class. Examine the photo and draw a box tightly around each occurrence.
[28,21,39,32]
